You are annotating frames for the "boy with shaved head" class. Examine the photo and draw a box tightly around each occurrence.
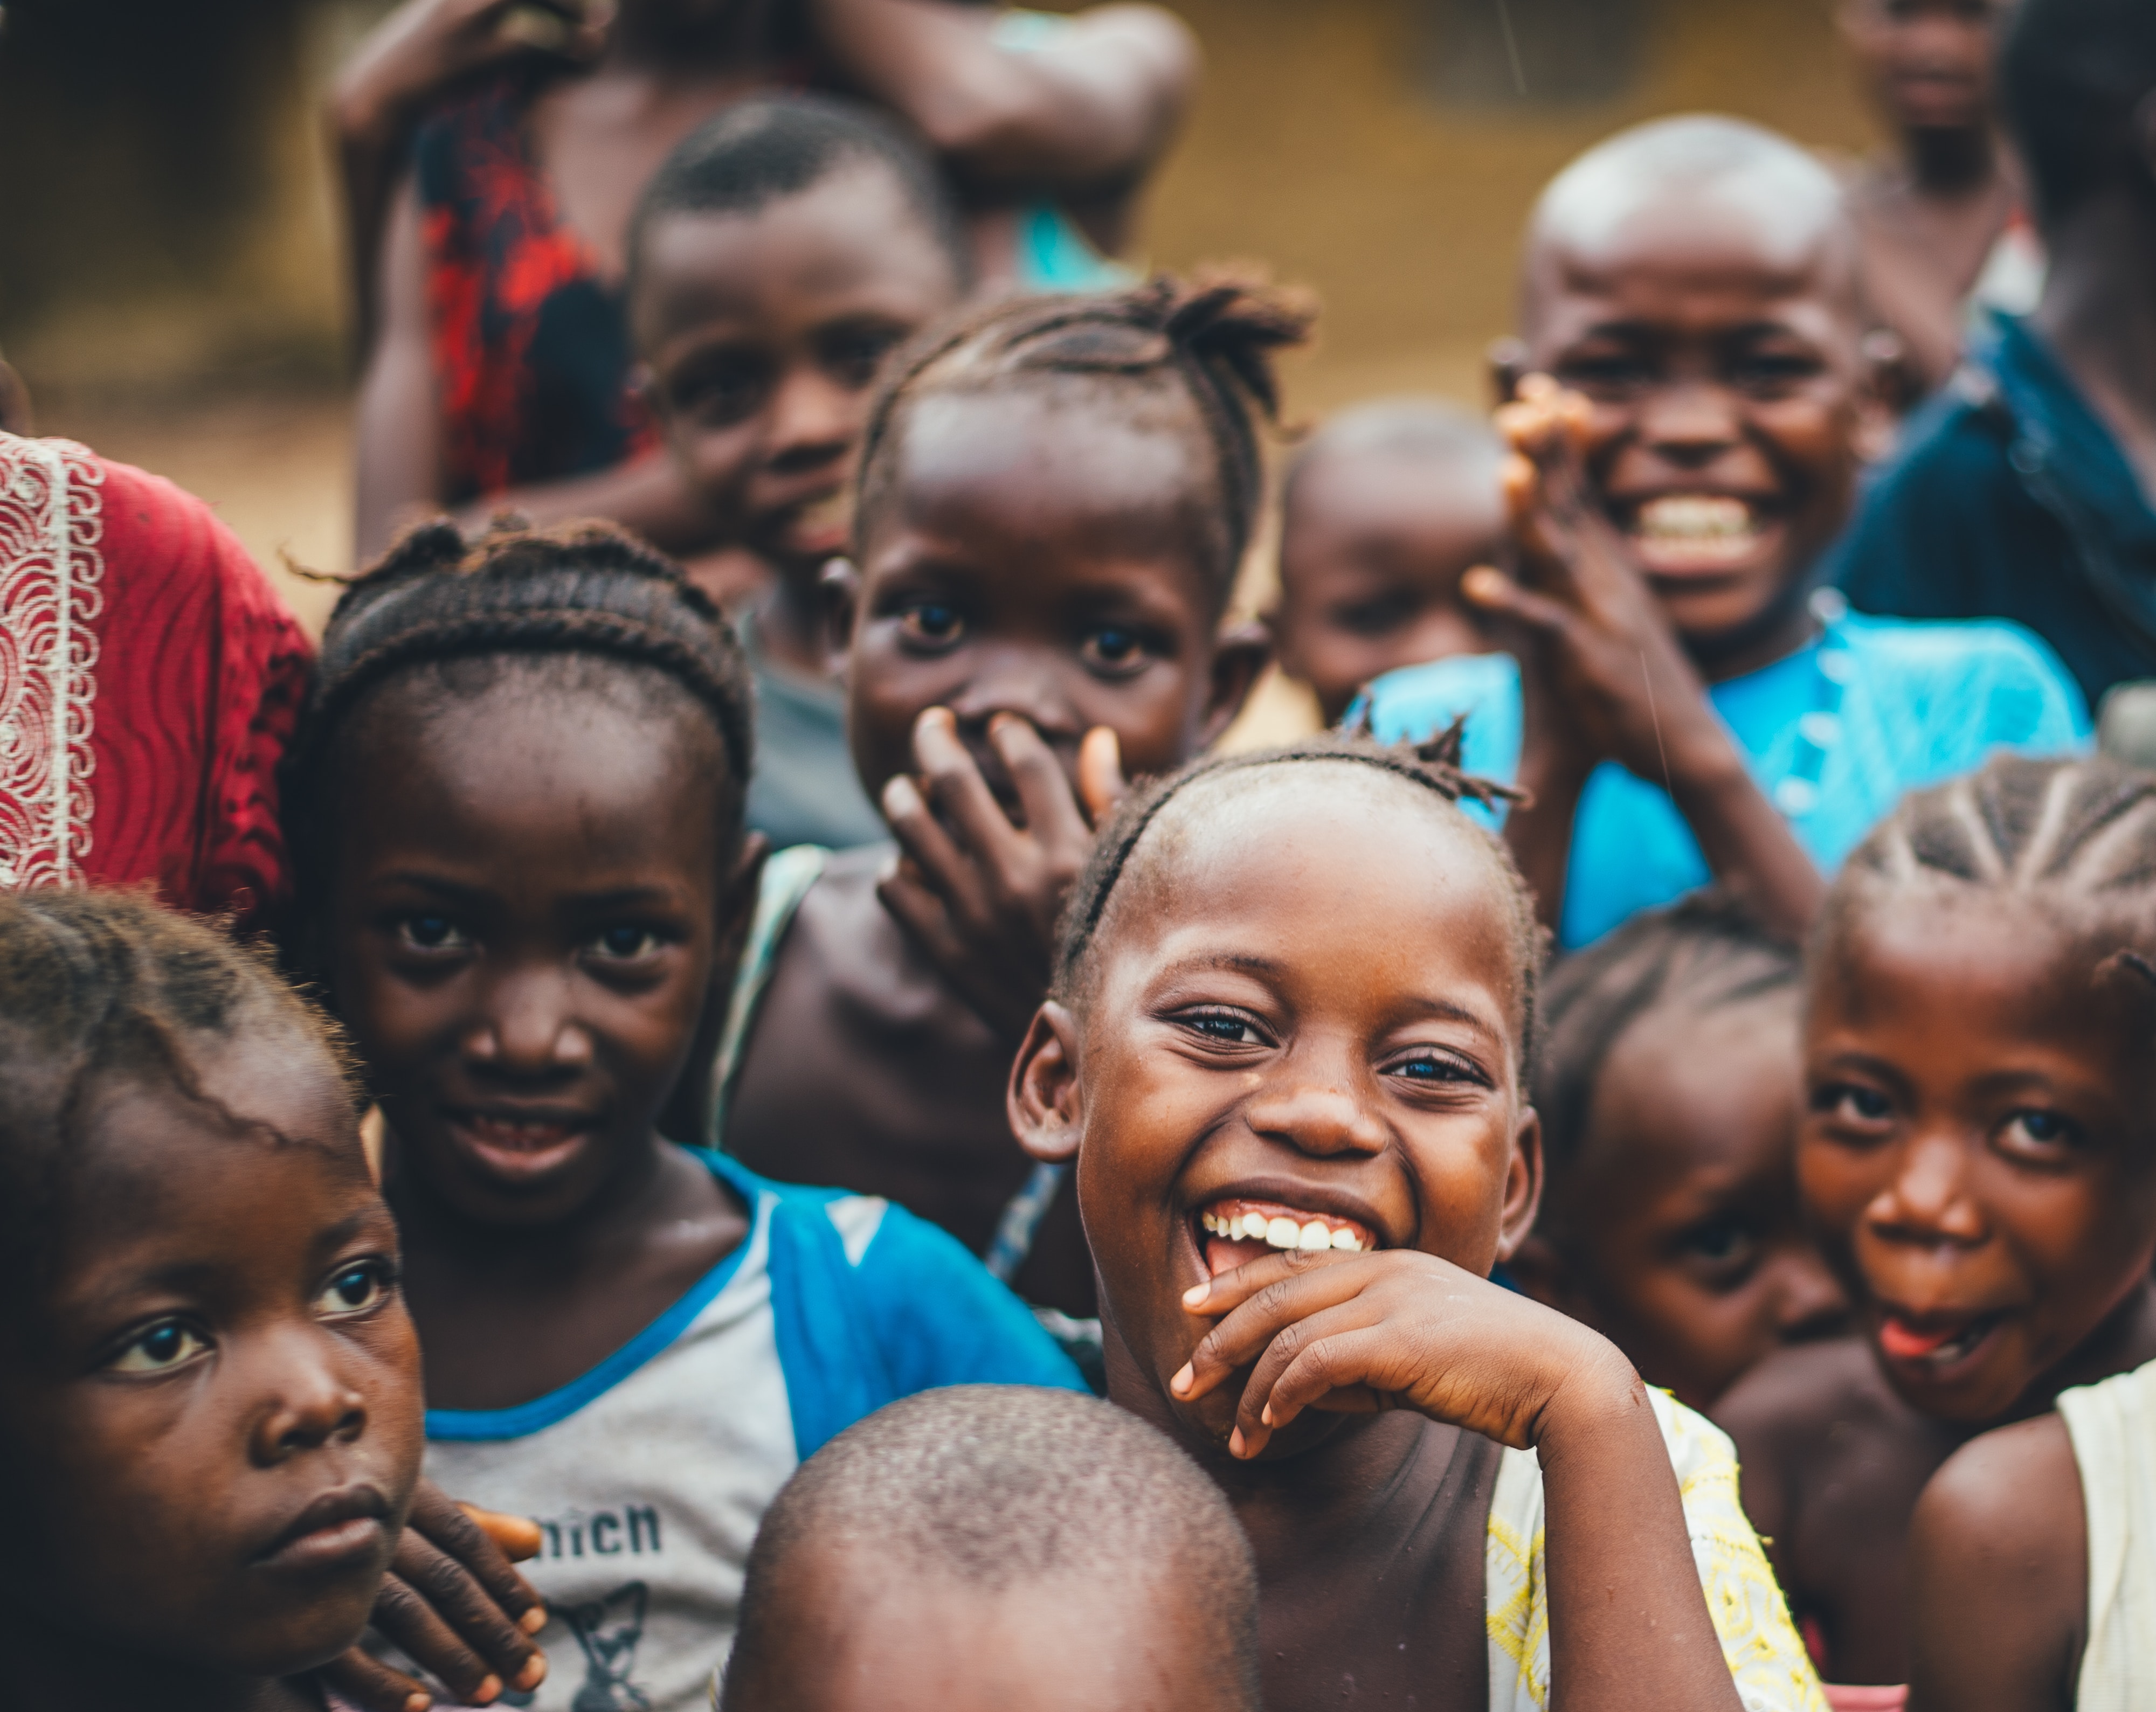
[1836,0,2156,711]
[1360,113,2087,949]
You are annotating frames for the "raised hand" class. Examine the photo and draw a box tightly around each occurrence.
[334,0,608,147]
[877,708,1127,1043]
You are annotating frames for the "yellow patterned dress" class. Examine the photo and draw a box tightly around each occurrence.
[1483,1387,1828,1712]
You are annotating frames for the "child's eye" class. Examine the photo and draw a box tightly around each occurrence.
[108,1318,211,1375]
[588,925,665,962]
[1079,625,1152,676]
[896,600,966,649]
[1999,1107,2080,1159]
[822,325,905,391]
[1177,1010,1267,1048]
[1387,1051,1487,1087]
[1554,351,1653,396]
[666,352,772,427]
[1813,1082,1894,1128]
[1729,350,1824,392]
[315,1262,392,1319]
[1332,592,1415,637]
[398,914,468,953]
[1676,1217,1758,1278]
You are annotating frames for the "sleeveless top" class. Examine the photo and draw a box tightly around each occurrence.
[2059,1357,2156,1712]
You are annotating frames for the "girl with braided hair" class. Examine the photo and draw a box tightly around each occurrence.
[285,518,1080,1712]
[1004,731,1825,1712]
[1717,753,2156,1706]
[713,273,1296,1326]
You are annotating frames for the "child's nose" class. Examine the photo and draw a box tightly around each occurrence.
[1869,1129,1987,1245]
[1246,1083,1389,1157]
[1636,380,1745,461]
[945,651,1078,739]
[467,968,595,1075]
[250,1329,369,1464]
[764,367,855,466]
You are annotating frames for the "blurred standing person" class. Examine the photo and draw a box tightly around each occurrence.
[1839,0,2035,401]
[338,0,1197,563]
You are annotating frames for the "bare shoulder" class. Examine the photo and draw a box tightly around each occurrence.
[1906,1416,2083,1712]
[1716,1337,1890,1461]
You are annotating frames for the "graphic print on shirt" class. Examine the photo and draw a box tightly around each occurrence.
[564,1580,652,1712]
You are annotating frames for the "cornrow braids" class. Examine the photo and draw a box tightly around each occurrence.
[1819,752,2156,998]
[1053,724,1544,1054]
[853,272,1315,609]
[283,518,755,925]
[0,888,358,1302]
[1532,891,1798,1182]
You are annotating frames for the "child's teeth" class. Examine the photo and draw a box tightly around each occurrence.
[1298,1220,1331,1251]
[1201,1202,1374,1254]
[1266,1217,1301,1247]
[1330,1227,1362,1252]
[1242,1213,1269,1240]
[1637,495,1753,539]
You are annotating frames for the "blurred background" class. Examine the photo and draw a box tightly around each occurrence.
[0,0,1876,632]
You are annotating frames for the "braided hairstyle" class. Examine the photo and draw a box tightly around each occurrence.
[1053,725,1544,1058]
[0,888,357,1302]
[1532,891,1798,1194]
[1818,753,2156,1001]
[282,519,755,932]
[853,273,1315,611]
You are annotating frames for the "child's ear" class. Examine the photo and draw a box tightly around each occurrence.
[1487,337,1531,408]
[1009,1001,1083,1165]
[819,556,860,676]
[1198,620,1272,748]
[1493,1104,1546,1264]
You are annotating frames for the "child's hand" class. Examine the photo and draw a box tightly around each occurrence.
[320,1480,548,1712]
[1169,1247,1638,1460]
[334,0,607,145]
[1461,375,1720,785]
[877,708,1127,1043]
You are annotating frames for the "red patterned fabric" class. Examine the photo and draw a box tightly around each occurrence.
[0,432,312,928]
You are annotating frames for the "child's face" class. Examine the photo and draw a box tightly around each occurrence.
[1273,450,1502,726]
[1520,185,1877,664]
[1031,771,1536,1457]
[327,674,742,1226]
[741,1550,1247,1712]
[1840,0,2001,135]
[1540,992,1847,1410]
[1801,897,2156,1424]
[0,1029,420,1675]
[635,165,963,581]
[845,390,1261,811]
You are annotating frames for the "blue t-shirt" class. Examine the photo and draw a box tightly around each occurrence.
[1355,606,2089,949]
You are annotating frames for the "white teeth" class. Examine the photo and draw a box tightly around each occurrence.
[1266,1217,1301,1248]
[1242,1212,1269,1240]
[1298,1220,1332,1251]
[1200,1205,1374,1254]
[1330,1227,1362,1252]
[1635,495,1754,540]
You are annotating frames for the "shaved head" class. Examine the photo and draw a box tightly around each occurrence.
[1521,115,1861,336]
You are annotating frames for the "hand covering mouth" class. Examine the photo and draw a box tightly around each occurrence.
[1196,1198,1381,1277]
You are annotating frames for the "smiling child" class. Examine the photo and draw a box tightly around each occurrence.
[1007,733,1826,1712]
[0,890,424,1712]
[713,277,1291,1319]
[1717,754,2156,1701]
[627,96,975,851]
[1358,115,2086,951]
[283,520,1082,1712]
[1511,892,1847,1411]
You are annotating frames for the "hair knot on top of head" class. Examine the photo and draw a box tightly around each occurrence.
[854,271,1317,607]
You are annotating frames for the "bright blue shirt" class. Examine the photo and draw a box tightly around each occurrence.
[1354,604,2089,949]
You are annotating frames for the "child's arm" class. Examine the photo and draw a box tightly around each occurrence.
[1462,379,1825,945]
[1905,1417,2085,1712]
[875,707,1125,1042]
[1174,1248,1746,1712]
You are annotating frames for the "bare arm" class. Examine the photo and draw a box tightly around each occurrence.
[447,449,721,555]
[1906,1417,2085,1712]
[355,174,446,561]
[808,0,1196,214]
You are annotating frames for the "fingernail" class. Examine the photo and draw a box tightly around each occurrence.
[1229,1427,1247,1458]
[520,1605,549,1635]
[474,1677,502,1705]
[1170,1362,1194,1395]
[517,1652,549,1687]
[1261,1402,1274,1426]
[1182,1281,1209,1307]
[404,1695,432,1712]
[883,775,921,816]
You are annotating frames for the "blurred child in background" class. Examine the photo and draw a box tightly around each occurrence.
[1718,755,2156,1704]
[1511,892,1847,1412]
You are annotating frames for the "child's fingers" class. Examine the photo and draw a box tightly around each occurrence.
[882,774,994,930]
[1459,567,1573,638]
[380,1534,548,1697]
[911,708,1026,868]
[1235,1324,1400,1457]
[458,1502,544,1564]
[405,1482,544,1631]
[874,864,974,977]
[319,1645,436,1712]
[989,713,1090,851]
[1171,1251,1372,1398]
[1077,725,1128,826]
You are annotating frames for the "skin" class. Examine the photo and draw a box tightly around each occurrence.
[1717,893,2156,1684]
[323,668,762,1411]
[1514,990,1849,1412]
[1839,0,2019,396]
[1008,766,1744,1712]
[0,1031,424,1712]
[1476,137,1892,941]
[632,163,965,678]
[1270,442,1504,725]
[722,387,1263,1317]
[728,1548,1247,1712]
[345,0,1195,557]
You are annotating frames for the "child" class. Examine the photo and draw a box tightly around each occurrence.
[1836,0,2156,710]
[1510,892,1848,1411]
[1269,397,1505,728]
[1357,115,2088,951]
[282,519,1084,1712]
[626,96,973,852]
[718,1385,1261,1711]
[1715,754,2156,1701]
[1007,732,1827,1712]
[0,888,426,1712]
[713,278,1290,1319]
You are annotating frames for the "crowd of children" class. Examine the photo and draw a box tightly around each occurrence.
[7,0,2156,1708]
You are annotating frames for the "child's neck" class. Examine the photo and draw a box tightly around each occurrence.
[756,570,838,679]
[388,1126,681,1264]
[2033,186,2156,495]
[2,1628,320,1712]
[1895,124,1998,200]
[2018,1273,2156,1418]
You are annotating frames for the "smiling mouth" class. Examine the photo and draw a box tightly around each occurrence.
[1627,494,1777,576]
[1875,1309,2008,1371]
[1196,1198,1379,1277]
[779,488,852,547]
[448,1111,593,1179]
